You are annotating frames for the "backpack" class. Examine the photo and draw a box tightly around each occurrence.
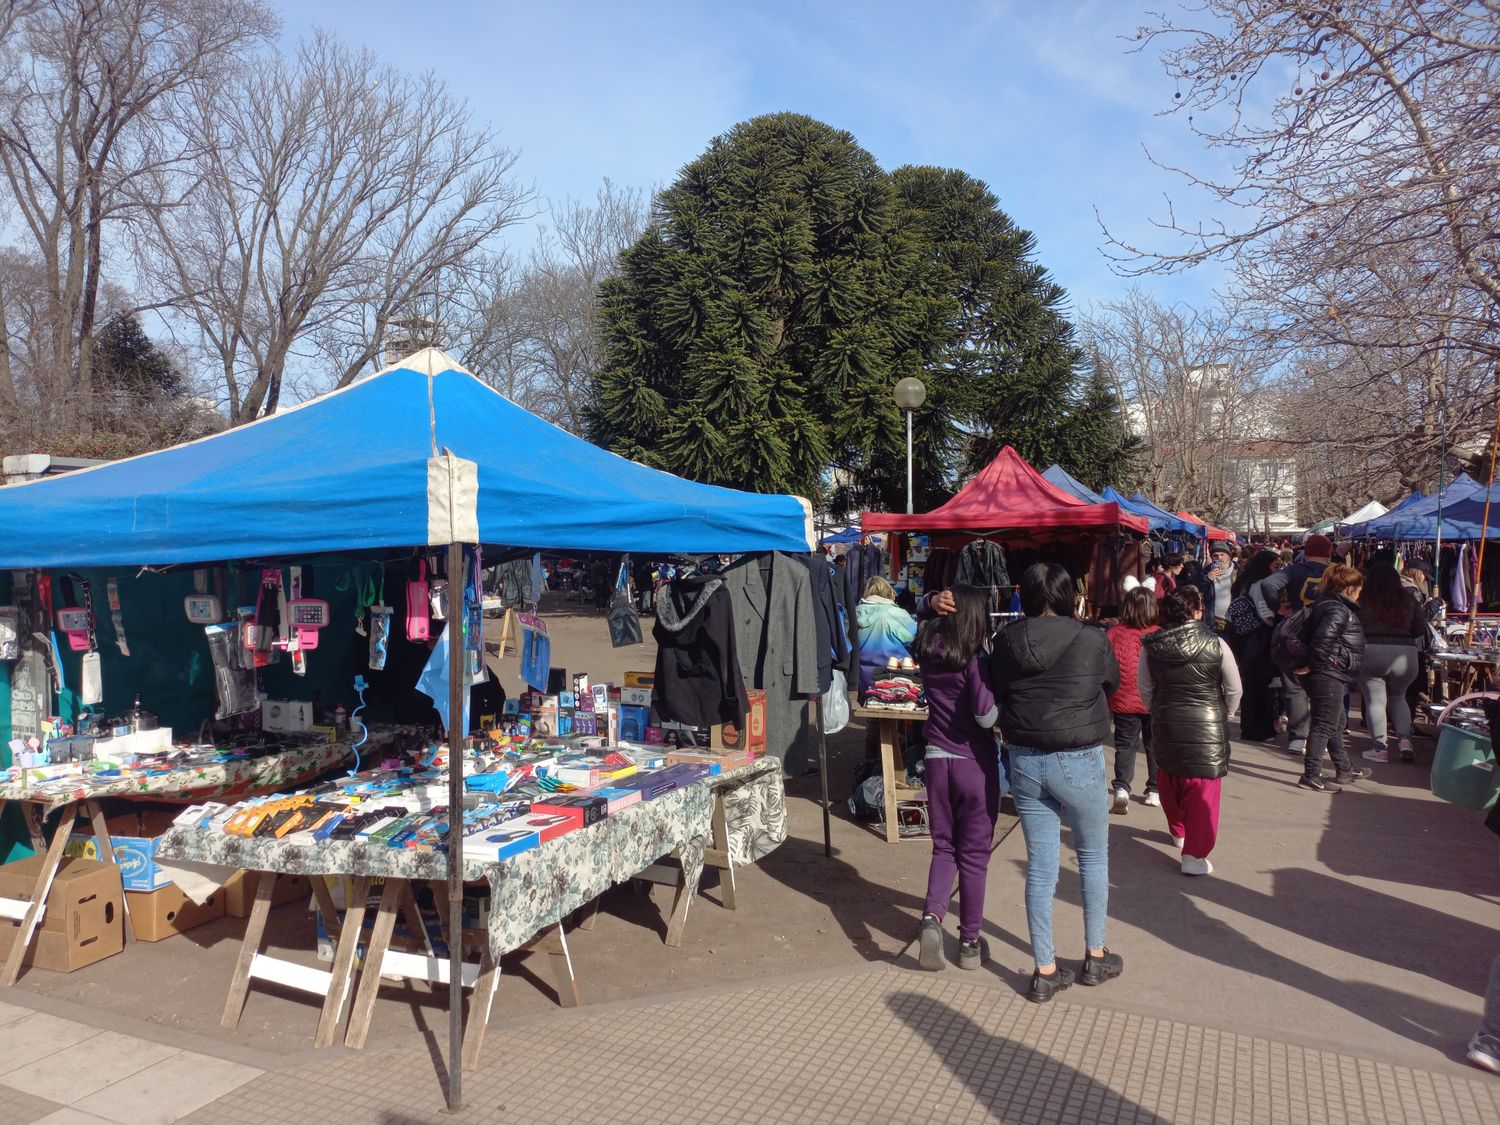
[1226,593,1261,637]
[1271,607,1313,672]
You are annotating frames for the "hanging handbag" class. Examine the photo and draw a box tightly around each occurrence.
[607,559,643,648]
[406,558,431,642]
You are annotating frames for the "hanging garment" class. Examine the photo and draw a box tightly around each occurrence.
[955,538,1011,589]
[652,574,750,728]
[844,542,884,615]
[792,551,848,694]
[724,552,819,772]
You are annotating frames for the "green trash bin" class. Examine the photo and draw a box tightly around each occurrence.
[1430,693,1500,811]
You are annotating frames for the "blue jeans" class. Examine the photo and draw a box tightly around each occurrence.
[1008,744,1111,968]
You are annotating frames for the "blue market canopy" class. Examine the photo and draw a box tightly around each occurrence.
[1099,487,1202,536]
[1360,475,1482,540]
[820,526,861,545]
[1042,465,1107,505]
[0,350,812,569]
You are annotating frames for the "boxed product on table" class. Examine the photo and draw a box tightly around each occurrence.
[615,762,712,801]
[532,793,608,828]
[711,688,767,755]
[667,748,757,774]
[65,809,179,892]
[127,883,226,941]
[589,785,642,814]
[619,686,653,708]
[623,671,655,690]
[618,704,650,743]
[463,822,541,863]
[0,856,123,971]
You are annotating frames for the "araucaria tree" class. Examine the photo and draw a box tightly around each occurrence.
[590,113,1126,507]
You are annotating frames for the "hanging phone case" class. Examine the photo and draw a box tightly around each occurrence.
[429,578,449,621]
[406,559,431,641]
[369,605,392,670]
[79,651,103,705]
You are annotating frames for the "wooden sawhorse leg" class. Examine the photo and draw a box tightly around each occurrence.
[0,801,76,986]
[879,719,900,844]
[705,793,736,911]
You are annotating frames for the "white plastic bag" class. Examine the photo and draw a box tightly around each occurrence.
[821,669,850,734]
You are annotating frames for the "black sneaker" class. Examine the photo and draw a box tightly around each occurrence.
[1334,767,1371,785]
[1081,948,1124,986]
[957,938,985,971]
[1298,775,1340,792]
[918,913,945,971]
[1028,965,1075,1003]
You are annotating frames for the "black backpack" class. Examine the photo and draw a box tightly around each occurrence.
[1271,607,1313,672]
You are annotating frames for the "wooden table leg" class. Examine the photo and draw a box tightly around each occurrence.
[309,875,343,941]
[576,897,601,932]
[1,802,74,986]
[665,868,694,948]
[710,794,736,910]
[534,924,578,1008]
[22,804,45,851]
[880,719,900,844]
[84,799,133,944]
[398,883,433,957]
[460,948,501,1071]
[221,873,275,1028]
[314,875,371,1048]
[344,878,404,1049]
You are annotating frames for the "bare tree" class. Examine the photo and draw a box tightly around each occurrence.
[445,180,645,431]
[0,0,275,431]
[1107,2,1500,380]
[1082,287,1274,519]
[148,32,529,422]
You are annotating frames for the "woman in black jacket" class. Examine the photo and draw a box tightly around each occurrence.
[991,562,1123,1003]
[1297,564,1370,793]
[1139,586,1243,876]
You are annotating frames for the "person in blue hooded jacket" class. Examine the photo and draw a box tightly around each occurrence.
[855,576,917,693]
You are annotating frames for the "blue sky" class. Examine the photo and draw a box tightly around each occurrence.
[289,0,1226,316]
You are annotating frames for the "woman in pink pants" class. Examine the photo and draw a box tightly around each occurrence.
[1138,586,1243,876]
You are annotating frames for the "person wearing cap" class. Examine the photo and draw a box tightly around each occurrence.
[1252,534,1334,757]
[1206,544,1237,633]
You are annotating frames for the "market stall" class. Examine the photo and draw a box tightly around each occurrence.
[0,348,812,1108]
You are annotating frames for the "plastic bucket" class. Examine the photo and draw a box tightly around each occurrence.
[1431,721,1499,810]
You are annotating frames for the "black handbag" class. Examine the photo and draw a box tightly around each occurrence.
[607,560,643,647]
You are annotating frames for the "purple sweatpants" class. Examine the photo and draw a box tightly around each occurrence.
[923,755,1002,941]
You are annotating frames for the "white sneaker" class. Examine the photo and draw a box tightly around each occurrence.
[1142,791,1161,807]
[1170,835,1185,850]
[1110,786,1129,815]
[1181,855,1213,876]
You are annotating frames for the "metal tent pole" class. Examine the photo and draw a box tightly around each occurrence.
[445,540,466,1112]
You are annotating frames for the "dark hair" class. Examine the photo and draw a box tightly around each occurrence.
[1163,553,1184,569]
[1162,585,1203,627]
[1232,549,1280,598]
[1019,562,1075,618]
[1322,563,1363,596]
[1359,561,1413,629]
[913,584,991,671]
[1119,587,1158,629]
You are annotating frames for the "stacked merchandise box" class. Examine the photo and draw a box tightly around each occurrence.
[0,856,124,971]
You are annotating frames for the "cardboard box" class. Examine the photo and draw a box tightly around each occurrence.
[0,856,123,971]
[669,748,755,773]
[126,884,225,941]
[619,686,653,708]
[619,704,650,742]
[712,689,766,754]
[623,670,655,689]
[64,810,179,892]
[221,871,313,918]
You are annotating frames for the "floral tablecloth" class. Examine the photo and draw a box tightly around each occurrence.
[0,740,355,815]
[154,757,786,960]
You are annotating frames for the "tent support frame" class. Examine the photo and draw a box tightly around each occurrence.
[446,539,466,1112]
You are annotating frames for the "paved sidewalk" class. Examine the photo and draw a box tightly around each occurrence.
[0,999,261,1124]
[157,964,1497,1124]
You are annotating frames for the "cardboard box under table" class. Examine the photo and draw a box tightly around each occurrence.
[0,856,123,971]
[151,757,787,1069]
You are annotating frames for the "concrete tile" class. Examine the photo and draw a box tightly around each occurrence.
[0,1000,34,1027]
[1,1031,178,1103]
[73,1052,261,1125]
[34,1110,128,1125]
[0,1081,66,1125]
[0,1012,99,1075]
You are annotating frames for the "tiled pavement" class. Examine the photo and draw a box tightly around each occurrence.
[107,964,1497,1125]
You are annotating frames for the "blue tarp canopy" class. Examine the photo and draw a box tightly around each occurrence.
[1042,465,1106,505]
[1099,487,1201,536]
[820,527,861,545]
[1360,475,1482,540]
[0,350,812,568]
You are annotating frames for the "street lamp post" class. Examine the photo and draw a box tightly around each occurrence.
[893,377,927,514]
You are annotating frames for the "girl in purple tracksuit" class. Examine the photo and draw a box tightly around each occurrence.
[914,584,1000,972]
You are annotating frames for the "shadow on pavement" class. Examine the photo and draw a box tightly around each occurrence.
[1105,822,1482,1053]
[887,991,1168,1123]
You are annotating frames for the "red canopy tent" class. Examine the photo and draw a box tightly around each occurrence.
[1176,510,1236,542]
[863,446,1149,534]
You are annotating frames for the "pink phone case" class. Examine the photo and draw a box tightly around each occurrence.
[406,559,431,641]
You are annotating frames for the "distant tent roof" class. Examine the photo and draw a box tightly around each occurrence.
[1177,510,1236,542]
[863,446,1148,534]
[1098,488,1200,536]
[1042,464,1107,505]
[820,526,861,545]
[1333,500,1387,536]
[0,349,813,568]
[1362,474,1483,540]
